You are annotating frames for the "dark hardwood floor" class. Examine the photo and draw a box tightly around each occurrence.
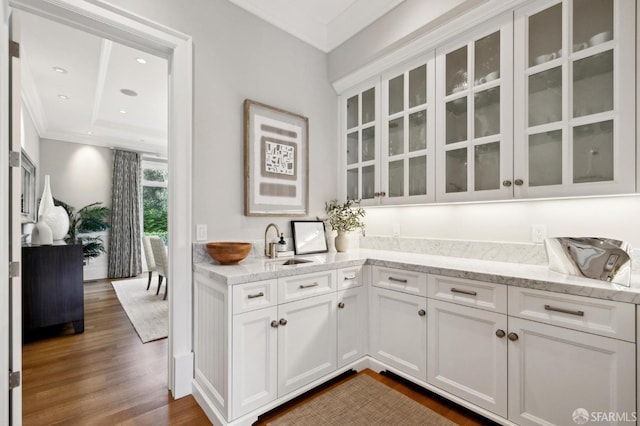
[22,279,493,425]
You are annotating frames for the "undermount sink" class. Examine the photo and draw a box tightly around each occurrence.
[280,258,312,266]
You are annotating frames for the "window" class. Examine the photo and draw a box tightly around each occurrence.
[142,160,168,242]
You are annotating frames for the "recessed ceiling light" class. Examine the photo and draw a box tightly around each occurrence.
[53,66,67,74]
[119,110,127,114]
[87,131,93,135]
[57,94,69,100]
[120,88,138,97]
[136,57,147,64]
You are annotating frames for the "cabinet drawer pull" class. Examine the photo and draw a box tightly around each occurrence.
[344,275,356,280]
[544,304,584,317]
[247,292,264,299]
[451,288,477,296]
[388,276,408,284]
[270,320,279,328]
[279,318,287,326]
[495,329,506,338]
[299,282,319,289]
[508,332,519,341]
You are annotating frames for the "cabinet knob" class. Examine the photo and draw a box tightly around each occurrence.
[495,329,506,338]
[502,180,512,187]
[418,309,426,317]
[338,302,345,309]
[514,179,524,186]
[270,320,279,328]
[374,192,381,197]
[279,318,288,326]
[380,191,386,197]
[508,332,519,341]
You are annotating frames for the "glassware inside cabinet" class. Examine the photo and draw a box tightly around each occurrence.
[362,165,376,199]
[528,67,562,127]
[362,88,376,124]
[573,50,613,118]
[409,110,426,151]
[388,160,404,197]
[445,148,467,193]
[347,132,358,165]
[474,87,500,138]
[573,120,613,183]
[573,0,612,53]
[446,98,467,144]
[389,74,404,115]
[409,156,427,196]
[446,46,468,95]
[362,127,376,162]
[474,31,500,85]
[409,65,427,107]
[528,4,562,67]
[388,118,404,156]
[528,130,562,187]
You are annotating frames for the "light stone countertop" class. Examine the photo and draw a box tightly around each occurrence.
[193,248,640,304]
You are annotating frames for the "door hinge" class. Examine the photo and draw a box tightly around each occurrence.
[9,151,20,168]
[9,371,20,390]
[9,41,19,58]
[9,261,20,278]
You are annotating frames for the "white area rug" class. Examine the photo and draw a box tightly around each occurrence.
[111,277,168,343]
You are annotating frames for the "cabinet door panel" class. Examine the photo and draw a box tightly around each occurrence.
[278,293,337,396]
[370,287,427,381]
[337,287,367,368]
[427,300,507,417]
[232,306,278,419]
[508,317,635,426]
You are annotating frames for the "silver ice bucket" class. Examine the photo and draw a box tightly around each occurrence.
[544,237,632,286]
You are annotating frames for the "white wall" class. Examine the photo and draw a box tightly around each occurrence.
[104,0,339,243]
[38,138,112,209]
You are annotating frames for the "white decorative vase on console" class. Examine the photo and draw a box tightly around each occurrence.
[38,175,69,241]
[335,230,349,252]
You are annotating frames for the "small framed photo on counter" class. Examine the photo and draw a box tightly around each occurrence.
[291,220,328,255]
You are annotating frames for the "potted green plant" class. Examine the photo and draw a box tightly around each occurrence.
[324,199,365,252]
[55,199,111,261]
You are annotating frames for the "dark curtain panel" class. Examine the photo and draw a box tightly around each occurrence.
[108,150,142,278]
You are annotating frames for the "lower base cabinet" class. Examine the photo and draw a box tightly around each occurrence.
[370,286,427,381]
[508,317,636,426]
[337,286,367,368]
[427,299,508,417]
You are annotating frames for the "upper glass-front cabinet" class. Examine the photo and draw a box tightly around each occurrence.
[435,16,514,202]
[513,0,635,198]
[342,80,380,205]
[381,55,436,205]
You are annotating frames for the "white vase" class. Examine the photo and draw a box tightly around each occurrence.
[334,230,349,252]
[31,221,53,245]
[38,175,69,241]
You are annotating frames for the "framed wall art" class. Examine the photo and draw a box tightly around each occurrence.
[244,99,309,216]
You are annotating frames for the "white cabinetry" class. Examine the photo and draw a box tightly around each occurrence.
[508,317,635,426]
[370,277,427,381]
[513,0,636,198]
[427,275,508,417]
[337,285,367,368]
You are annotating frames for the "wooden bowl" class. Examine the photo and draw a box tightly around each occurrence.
[206,242,252,265]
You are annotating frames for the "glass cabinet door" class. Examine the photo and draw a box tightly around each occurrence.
[381,55,435,204]
[436,18,514,202]
[513,0,635,198]
[343,82,380,204]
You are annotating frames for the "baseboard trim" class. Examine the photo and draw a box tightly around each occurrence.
[172,351,194,398]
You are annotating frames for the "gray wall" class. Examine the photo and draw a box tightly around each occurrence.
[20,105,39,167]
[327,0,483,82]
[105,0,339,243]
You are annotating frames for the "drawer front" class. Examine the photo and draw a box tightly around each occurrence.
[337,266,364,291]
[371,266,427,297]
[427,275,507,313]
[232,279,278,314]
[508,287,635,342]
[278,270,337,304]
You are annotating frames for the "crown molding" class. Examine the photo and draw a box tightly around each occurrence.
[41,129,166,156]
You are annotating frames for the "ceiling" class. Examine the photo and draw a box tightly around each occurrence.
[227,0,406,52]
[16,1,406,156]
[17,11,169,157]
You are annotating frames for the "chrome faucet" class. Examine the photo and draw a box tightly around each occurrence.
[264,223,281,258]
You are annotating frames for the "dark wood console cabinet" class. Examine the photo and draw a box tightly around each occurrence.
[22,243,84,335]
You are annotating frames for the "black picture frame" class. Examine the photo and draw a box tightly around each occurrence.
[291,220,328,255]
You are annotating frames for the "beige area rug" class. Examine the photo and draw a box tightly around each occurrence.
[267,374,457,425]
[111,277,168,343]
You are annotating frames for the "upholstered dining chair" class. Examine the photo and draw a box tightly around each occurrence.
[142,236,158,290]
[149,236,169,300]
